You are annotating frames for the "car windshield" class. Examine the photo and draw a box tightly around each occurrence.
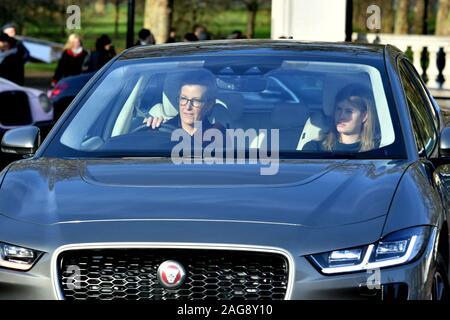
[45,55,404,160]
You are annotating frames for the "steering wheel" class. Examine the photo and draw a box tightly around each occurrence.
[130,122,179,134]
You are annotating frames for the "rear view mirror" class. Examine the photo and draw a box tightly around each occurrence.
[217,77,267,92]
[1,126,40,156]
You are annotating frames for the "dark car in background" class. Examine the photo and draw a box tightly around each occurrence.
[0,40,449,300]
[49,72,95,121]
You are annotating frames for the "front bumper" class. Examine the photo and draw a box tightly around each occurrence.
[0,218,438,300]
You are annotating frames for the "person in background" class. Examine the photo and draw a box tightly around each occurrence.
[183,33,198,42]
[52,33,88,86]
[227,30,245,39]
[135,28,155,46]
[193,25,211,41]
[0,33,23,85]
[1,22,30,64]
[167,28,177,43]
[85,34,116,72]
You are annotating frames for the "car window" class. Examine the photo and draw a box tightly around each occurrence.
[403,60,440,133]
[48,56,403,160]
[409,107,426,157]
[398,59,437,157]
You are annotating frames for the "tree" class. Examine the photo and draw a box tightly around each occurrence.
[95,0,106,15]
[436,0,450,35]
[0,0,68,38]
[242,0,270,38]
[381,0,395,33]
[394,0,410,34]
[114,0,121,38]
[144,0,173,44]
[167,0,268,40]
[244,0,258,38]
[413,0,427,34]
[351,0,367,32]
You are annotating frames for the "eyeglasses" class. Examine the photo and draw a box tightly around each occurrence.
[178,96,206,108]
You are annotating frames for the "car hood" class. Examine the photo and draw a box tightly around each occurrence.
[0,158,407,229]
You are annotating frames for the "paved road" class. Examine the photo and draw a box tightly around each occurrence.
[24,73,52,92]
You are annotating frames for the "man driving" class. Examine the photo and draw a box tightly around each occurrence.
[144,70,223,136]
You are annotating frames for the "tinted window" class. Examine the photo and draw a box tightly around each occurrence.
[399,60,437,157]
[403,60,440,133]
[44,56,404,159]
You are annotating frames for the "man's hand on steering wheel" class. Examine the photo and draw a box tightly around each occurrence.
[143,116,166,129]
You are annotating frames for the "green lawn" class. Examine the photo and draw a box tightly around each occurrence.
[25,62,57,73]
[24,3,145,51]
[206,8,271,39]
[23,3,271,74]
[23,4,271,50]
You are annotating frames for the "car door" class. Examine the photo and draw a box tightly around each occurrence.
[398,57,450,222]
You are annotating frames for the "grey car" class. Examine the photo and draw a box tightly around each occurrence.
[0,40,449,300]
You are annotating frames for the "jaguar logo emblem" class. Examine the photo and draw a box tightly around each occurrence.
[157,260,186,289]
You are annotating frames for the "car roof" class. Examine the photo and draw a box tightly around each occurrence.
[119,39,396,61]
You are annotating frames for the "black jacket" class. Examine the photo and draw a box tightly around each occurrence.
[302,139,362,152]
[85,47,116,72]
[53,49,88,83]
[16,40,30,63]
[0,49,24,85]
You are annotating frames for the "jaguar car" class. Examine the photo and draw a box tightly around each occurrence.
[0,40,449,300]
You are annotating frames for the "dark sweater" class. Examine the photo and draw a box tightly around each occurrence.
[85,47,116,72]
[303,139,361,152]
[53,49,88,83]
[0,49,24,85]
[166,116,226,150]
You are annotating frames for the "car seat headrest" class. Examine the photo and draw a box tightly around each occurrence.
[207,103,233,128]
[271,102,309,128]
[217,92,244,121]
[322,73,371,116]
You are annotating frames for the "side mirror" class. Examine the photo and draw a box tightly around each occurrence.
[1,126,40,156]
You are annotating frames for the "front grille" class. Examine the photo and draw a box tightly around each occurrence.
[58,249,289,300]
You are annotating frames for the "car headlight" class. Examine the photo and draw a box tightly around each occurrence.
[39,94,53,113]
[0,242,43,271]
[308,226,431,274]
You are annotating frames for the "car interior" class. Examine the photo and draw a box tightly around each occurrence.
[60,61,395,154]
[130,68,382,151]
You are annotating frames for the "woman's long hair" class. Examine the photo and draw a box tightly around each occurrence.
[64,33,82,51]
[322,84,380,152]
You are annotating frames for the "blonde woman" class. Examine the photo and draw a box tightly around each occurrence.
[52,34,88,85]
[303,84,380,152]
